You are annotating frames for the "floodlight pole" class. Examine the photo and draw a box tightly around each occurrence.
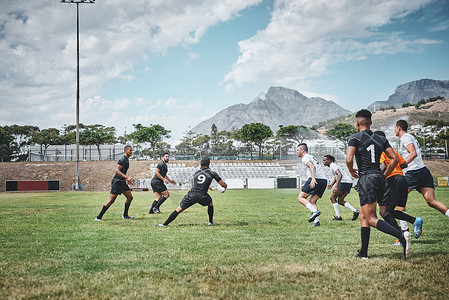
[61,0,95,191]
[279,125,283,160]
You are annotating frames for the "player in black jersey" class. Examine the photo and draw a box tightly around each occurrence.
[95,145,135,221]
[149,152,176,214]
[346,109,411,259]
[155,157,227,227]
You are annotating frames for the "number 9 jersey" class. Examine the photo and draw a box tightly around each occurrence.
[348,130,392,175]
[190,168,223,195]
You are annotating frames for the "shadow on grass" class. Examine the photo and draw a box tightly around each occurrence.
[174,221,250,227]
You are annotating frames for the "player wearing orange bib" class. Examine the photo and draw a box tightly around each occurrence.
[376,131,423,242]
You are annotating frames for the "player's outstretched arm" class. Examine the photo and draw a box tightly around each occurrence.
[218,180,227,189]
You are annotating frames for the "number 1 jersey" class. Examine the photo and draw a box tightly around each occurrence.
[347,130,391,175]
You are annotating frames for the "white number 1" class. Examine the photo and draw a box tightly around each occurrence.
[366,144,375,163]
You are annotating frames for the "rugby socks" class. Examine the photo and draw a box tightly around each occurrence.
[332,203,341,218]
[392,210,415,224]
[149,200,157,213]
[163,210,179,226]
[97,205,108,219]
[400,220,409,232]
[155,196,167,209]
[208,206,214,223]
[360,227,370,257]
[383,213,400,231]
[445,209,449,218]
[124,202,130,217]
[376,220,402,239]
[306,203,317,213]
[344,202,357,212]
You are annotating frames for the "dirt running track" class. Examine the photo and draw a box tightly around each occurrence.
[1,160,448,192]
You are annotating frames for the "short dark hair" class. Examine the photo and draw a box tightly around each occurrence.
[124,145,132,151]
[162,152,169,156]
[356,109,372,126]
[396,120,408,132]
[324,154,335,162]
[201,157,210,168]
[374,130,386,137]
[297,143,308,152]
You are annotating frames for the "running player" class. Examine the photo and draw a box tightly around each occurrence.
[375,131,423,244]
[346,110,410,259]
[95,145,135,221]
[155,157,227,227]
[297,143,328,227]
[149,152,176,214]
[322,155,359,221]
[395,120,449,218]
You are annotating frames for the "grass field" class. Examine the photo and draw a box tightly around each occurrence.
[1,188,448,299]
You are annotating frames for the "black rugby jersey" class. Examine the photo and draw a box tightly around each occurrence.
[348,130,391,175]
[113,155,129,180]
[152,160,168,182]
[190,168,222,195]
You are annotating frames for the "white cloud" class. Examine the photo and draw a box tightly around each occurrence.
[0,0,262,130]
[428,19,449,32]
[224,0,437,91]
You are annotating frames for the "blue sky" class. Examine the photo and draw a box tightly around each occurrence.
[1,0,448,143]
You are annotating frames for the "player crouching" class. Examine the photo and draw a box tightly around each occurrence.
[155,157,227,227]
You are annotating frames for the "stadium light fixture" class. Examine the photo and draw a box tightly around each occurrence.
[61,0,95,191]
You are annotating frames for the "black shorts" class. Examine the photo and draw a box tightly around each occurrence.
[301,178,327,198]
[380,175,408,207]
[151,179,167,193]
[405,167,435,192]
[337,182,352,194]
[110,178,130,195]
[357,173,385,206]
[179,192,212,210]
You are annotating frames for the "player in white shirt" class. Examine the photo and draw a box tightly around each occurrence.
[395,120,449,218]
[297,143,328,226]
[323,155,360,221]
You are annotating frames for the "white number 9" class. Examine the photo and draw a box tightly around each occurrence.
[197,174,206,184]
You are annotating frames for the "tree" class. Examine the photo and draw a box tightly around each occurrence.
[192,134,210,159]
[3,125,39,161]
[210,124,219,159]
[327,123,357,150]
[0,127,14,162]
[129,124,171,160]
[79,124,116,160]
[236,123,273,160]
[276,125,311,144]
[60,124,80,146]
[438,128,449,159]
[30,128,62,160]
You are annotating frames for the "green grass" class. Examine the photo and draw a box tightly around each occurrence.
[1,188,448,299]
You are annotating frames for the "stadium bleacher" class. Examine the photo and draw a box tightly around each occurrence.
[137,161,354,190]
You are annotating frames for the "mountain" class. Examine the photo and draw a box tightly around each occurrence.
[316,98,449,135]
[191,87,351,135]
[368,79,449,110]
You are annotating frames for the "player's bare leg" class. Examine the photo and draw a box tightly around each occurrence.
[420,187,449,216]
[330,190,343,220]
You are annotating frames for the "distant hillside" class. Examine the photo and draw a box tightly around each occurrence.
[367,79,449,110]
[192,87,351,134]
[317,98,449,134]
